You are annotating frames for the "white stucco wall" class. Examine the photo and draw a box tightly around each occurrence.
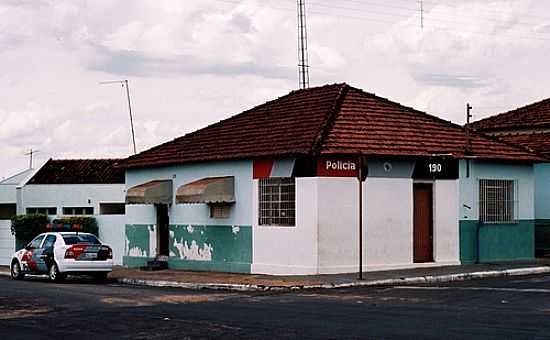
[96,215,126,265]
[252,178,319,275]
[252,176,460,275]
[433,180,460,263]
[20,184,125,213]
[0,184,17,204]
[0,220,15,265]
[316,177,358,274]
[363,178,414,271]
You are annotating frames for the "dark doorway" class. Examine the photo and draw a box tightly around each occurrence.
[156,204,170,257]
[413,183,434,263]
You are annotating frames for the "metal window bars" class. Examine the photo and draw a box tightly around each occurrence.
[479,179,518,224]
[259,177,296,226]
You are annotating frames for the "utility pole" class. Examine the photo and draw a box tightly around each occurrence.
[24,149,39,169]
[100,80,137,154]
[465,103,473,153]
[357,155,367,280]
[465,103,473,178]
[297,0,310,89]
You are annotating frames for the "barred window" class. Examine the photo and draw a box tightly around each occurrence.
[259,177,296,226]
[62,207,94,216]
[26,207,57,216]
[479,179,516,224]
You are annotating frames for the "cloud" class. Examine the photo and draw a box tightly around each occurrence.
[1,0,550,179]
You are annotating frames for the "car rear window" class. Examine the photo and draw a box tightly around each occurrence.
[62,234,101,245]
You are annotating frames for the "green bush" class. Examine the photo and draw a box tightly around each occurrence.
[10,214,50,245]
[52,216,99,236]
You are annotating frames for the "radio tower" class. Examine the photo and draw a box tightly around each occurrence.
[297,0,310,89]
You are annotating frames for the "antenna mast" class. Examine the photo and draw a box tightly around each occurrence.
[24,149,39,169]
[297,0,310,89]
[100,80,137,155]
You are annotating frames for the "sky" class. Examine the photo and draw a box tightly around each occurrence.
[1,0,550,179]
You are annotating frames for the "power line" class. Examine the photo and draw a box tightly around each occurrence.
[210,0,550,42]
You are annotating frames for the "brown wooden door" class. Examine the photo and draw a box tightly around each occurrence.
[156,204,170,257]
[413,183,434,263]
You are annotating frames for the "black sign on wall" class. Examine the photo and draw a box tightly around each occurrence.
[413,157,459,180]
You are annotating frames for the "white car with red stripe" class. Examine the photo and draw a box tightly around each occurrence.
[10,232,113,282]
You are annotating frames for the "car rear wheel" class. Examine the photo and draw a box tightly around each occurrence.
[10,260,24,280]
[48,263,65,282]
[93,272,109,283]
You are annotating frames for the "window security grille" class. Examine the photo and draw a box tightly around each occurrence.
[62,207,94,216]
[479,179,517,224]
[259,177,296,226]
[26,207,57,216]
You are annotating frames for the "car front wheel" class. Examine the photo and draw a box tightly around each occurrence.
[10,260,24,280]
[48,263,65,282]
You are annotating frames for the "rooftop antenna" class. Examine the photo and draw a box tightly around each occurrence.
[297,0,310,89]
[24,149,39,169]
[100,80,137,154]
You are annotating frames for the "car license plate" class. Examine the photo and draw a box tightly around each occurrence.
[83,253,98,259]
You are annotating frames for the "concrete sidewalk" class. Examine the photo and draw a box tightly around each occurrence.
[112,260,550,291]
[3,260,550,291]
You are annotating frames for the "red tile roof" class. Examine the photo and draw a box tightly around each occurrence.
[471,97,550,132]
[28,159,125,185]
[496,133,550,159]
[124,84,543,169]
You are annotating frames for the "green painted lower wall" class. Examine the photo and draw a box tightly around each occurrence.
[169,225,252,273]
[123,224,252,273]
[460,220,535,264]
[535,220,550,257]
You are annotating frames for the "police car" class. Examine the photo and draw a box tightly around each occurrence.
[10,231,113,282]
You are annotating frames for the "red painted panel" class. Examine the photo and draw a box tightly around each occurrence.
[316,157,359,177]
[253,159,274,179]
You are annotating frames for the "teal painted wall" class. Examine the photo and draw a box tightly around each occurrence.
[123,224,155,267]
[124,160,254,273]
[123,224,252,273]
[534,164,550,220]
[169,225,252,273]
[536,219,550,257]
[460,220,535,263]
[459,161,536,263]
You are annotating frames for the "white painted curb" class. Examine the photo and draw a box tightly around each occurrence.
[114,266,550,292]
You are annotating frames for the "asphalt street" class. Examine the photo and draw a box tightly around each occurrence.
[1,274,550,339]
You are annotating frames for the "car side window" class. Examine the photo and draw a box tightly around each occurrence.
[43,235,56,251]
[28,235,45,249]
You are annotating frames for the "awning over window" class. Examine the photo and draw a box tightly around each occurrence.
[126,180,173,205]
[176,176,235,204]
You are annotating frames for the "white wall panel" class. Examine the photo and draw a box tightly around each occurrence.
[252,178,319,275]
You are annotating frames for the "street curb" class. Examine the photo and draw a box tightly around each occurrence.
[113,266,550,292]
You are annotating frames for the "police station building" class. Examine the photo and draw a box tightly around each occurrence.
[121,84,542,275]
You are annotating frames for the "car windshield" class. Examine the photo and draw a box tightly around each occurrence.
[62,234,100,245]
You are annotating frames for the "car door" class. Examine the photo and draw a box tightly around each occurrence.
[31,235,53,273]
[41,235,57,270]
[24,234,45,273]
